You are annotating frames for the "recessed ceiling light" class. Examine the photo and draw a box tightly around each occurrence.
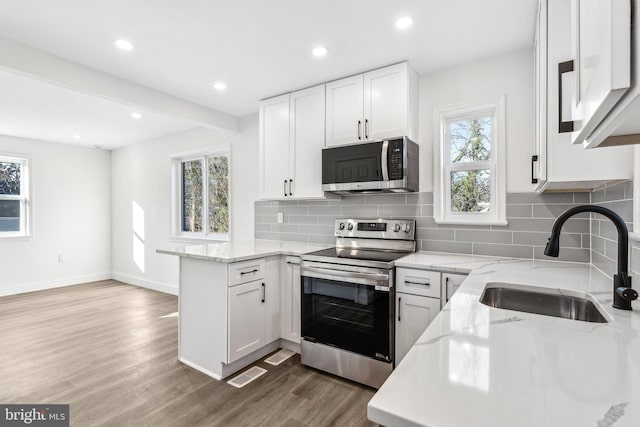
[114,39,135,51]
[213,82,227,91]
[312,46,328,57]
[131,112,142,120]
[311,46,327,56]
[395,16,413,30]
[73,134,82,140]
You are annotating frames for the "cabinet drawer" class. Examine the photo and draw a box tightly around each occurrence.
[396,268,441,298]
[229,258,266,286]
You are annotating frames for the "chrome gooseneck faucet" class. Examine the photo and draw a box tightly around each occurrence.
[544,205,638,310]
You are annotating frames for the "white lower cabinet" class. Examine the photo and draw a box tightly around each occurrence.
[280,256,302,343]
[227,256,280,364]
[395,268,468,365]
[395,293,441,365]
[228,279,266,363]
[443,273,467,303]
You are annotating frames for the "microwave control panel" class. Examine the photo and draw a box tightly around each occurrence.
[388,139,404,180]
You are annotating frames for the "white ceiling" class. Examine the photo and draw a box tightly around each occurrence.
[0,69,196,149]
[0,0,537,148]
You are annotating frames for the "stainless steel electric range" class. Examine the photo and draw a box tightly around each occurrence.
[300,218,416,388]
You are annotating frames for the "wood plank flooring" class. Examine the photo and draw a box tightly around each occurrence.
[0,280,376,427]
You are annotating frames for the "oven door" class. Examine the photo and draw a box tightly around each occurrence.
[301,261,394,362]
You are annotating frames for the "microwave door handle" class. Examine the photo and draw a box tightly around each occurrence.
[381,140,389,181]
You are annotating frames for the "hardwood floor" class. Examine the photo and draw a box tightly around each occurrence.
[0,280,376,427]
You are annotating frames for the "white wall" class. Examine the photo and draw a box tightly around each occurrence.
[418,48,534,193]
[111,117,258,294]
[0,135,111,296]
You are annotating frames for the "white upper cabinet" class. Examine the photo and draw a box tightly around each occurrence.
[556,0,640,148]
[290,85,326,199]
[569,0,631,147]
[364,64,413,141]
[325,62,418,147]
[532,0,633,192]
[325,75,364,146]
[259,85,327,200]
[259,94,291,199]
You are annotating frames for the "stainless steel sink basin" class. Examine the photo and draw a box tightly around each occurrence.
[479,284,608,323]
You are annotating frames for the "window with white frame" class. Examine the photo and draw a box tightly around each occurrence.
[0,154,30,237]
[172,148,230,240]
[434,98,506,225]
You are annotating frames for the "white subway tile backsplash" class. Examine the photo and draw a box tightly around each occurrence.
[254,181,632,268]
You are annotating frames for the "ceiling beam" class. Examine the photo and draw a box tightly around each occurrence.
[0,36,239,133]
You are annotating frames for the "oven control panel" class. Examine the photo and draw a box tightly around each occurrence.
[335,218,415,240]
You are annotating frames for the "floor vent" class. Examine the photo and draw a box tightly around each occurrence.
[227,366,267,388]
[264,348,295,366]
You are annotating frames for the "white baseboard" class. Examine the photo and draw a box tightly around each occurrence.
[112,271,178,296]
[0,272,112,297]
[179,357,222,380]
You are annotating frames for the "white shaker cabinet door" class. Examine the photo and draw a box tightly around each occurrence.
[264,256,281,344]
[281,257,301,343]
[228,280,265,363]
[395,293,440,365]
[443,273,467,303]
[290,85,326,198]
[259,94,291,199]
[363,63,408,141]
[570,0,630,146]
[325,75,364,147]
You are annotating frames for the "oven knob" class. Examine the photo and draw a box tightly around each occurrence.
[402,223,412,233]
[347,223,354,230]
[338,223,345,230]
[393,223,401,232]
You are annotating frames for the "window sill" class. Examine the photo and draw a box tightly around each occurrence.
[169,235,230,244]
[0,234,32,242]
[434,219,508,227]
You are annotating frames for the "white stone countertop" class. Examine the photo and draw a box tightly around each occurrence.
[369,252,640,427]
[156,239,329,263]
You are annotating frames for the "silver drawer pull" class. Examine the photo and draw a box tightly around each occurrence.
[405,280,430,286]
[240,269,259,275]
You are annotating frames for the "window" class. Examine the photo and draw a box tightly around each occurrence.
[172,148,230,240]
[434,98,506,225]
[0,154,30,237]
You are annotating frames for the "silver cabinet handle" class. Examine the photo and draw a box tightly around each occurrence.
[398,297,402,321]
[261,283,265,303]
[365,118,369,139]
[283,179,287,197]
[240,269,259,275]
[405,280,430,286]
[357,120,362,140]
[381,140,389,181]
[289,179,293,196]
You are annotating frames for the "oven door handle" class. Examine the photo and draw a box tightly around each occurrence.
[301,266,390,288]
[381,140,389,181]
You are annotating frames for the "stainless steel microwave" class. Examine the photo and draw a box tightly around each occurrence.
[322,137,419,194]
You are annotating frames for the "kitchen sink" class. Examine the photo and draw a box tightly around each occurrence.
[479,283,609,323]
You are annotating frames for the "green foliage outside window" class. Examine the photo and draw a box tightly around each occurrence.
[0,162,20,195]
[181,154,229,236]
[449,117,492,213]
[209,156,229,234]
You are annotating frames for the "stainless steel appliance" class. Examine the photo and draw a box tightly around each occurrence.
[321,136,419,195]
[300,218,416,388]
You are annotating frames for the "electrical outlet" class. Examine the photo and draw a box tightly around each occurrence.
[277,212,284,224]
[57,254,64,263]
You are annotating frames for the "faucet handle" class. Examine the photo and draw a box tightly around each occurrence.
[616,287,638,302]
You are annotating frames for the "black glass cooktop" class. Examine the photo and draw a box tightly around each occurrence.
[304,247,409,263]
